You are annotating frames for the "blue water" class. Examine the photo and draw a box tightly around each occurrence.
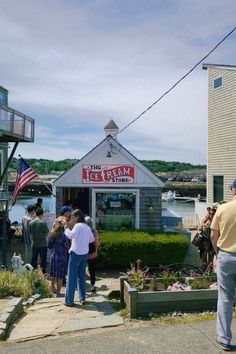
[162,200,195,220]
[9,195,195,223]
[9,195,56,223]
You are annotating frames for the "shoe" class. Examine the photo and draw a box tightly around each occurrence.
[64,303,74,307]
[79,300,86,305]
[91,286,96,293]
[216,341,236,351]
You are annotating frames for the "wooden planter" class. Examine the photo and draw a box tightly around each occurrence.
[120,276,218,319]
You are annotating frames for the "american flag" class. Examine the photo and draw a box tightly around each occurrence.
[12,157,38,205]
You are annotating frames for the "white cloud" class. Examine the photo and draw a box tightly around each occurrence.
[1,0,236,163]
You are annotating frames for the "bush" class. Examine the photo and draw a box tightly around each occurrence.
[0,268,52,300]
[96,231,189,269]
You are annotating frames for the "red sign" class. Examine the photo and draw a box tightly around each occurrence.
[82,164,135,184]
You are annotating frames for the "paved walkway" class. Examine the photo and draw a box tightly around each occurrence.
[6,275,123,342]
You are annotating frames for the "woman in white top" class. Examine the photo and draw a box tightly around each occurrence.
[64,209,94,306]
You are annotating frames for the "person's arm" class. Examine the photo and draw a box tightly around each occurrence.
[89,229,95,243]
[44,222,49,235]
[93,229,100,247]
[29,223,33,247]
[64,223,79,240]
[210,229,220,255]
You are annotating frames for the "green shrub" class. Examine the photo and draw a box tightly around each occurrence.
[97,230,189,269]
[188,277,212,290]
[0,268,52,300]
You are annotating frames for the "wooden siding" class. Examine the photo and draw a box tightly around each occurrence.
[139,187,162,230]
[207,67,236,203]
[55,187,63,215]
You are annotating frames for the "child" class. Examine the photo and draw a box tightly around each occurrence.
[48,219,69,297]
[85,216,100,293]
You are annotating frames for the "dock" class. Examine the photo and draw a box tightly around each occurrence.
[174,197,197,202]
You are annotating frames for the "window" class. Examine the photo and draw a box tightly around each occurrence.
[213,77,222,89]
[92,189,139,230]
[0,88,8,105]
[213,176,224,202]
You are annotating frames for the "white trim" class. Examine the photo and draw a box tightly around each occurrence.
[92,188,140,229]
[54,136,164,188]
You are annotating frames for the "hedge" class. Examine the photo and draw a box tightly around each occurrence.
[96,231,189,269]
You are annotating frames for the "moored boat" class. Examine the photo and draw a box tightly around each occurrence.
[162,190,176,202]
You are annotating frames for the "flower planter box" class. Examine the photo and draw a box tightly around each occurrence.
[120,276,218,319]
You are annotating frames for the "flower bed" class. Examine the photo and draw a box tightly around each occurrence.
[120,262,218,319]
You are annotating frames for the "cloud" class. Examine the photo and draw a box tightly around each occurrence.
[1,0,236,163]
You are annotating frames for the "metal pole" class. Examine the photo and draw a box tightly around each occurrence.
[0,141,19,186]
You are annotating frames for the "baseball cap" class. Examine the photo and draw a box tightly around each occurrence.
[60,206,72,214]
[230,179,236,189]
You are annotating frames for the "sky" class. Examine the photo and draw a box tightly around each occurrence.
[0,0,236,164]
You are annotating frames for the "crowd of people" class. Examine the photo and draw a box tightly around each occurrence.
[21,198,100,304]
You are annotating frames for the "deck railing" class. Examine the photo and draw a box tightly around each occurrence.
[0,104,34,142]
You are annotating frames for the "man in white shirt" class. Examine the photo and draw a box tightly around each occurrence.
[64,209,94,306]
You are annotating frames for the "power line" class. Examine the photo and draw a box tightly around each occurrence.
[116,26,236,136]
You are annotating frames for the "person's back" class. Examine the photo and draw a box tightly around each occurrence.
[22,205,35,245]
[210,179,236,350]
[212,198,236,253]
[22,205,36,261]
[29,207,49,273]
[30,218,48,248]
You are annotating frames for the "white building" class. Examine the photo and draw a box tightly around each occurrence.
[54,120,164,231]
[202,63,236,204]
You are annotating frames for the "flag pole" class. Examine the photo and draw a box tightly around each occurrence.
[37,178,55,196]
[18,155,54,197]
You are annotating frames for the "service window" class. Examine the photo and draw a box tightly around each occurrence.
[93,190,139,230]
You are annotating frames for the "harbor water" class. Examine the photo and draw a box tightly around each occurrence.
[9,195,195,224]
[9,195,56,223]
[162,200,195,220]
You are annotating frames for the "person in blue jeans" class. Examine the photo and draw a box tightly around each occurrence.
[63,209,94,306]
[211,179,236,352]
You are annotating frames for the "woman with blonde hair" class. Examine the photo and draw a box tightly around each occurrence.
[48,218,70,297]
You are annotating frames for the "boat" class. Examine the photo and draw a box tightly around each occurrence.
[162,191,176,202]
[198,195,206,202]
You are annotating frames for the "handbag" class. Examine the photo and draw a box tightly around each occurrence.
[191,232,204,247]
[88,242,96,254]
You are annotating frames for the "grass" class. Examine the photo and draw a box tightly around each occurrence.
[152,311,216,324]
[109,298,218,323]
[109,299,128,317]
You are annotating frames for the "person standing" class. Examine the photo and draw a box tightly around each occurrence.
[85,216,100,293]
[57,206,72,223]
[29,207,49,274]
[35,197,43,209]
[48,219,70,297]
[211,179,236,351]
[22,205,36,262]
[63,209,94,306]
[198,207,216,271]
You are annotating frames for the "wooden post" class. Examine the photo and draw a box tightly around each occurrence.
[119,275,128,303]
[128,287,138,319]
